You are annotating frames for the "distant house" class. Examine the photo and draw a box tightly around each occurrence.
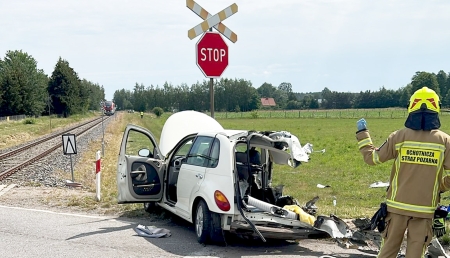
[260,97,276,107]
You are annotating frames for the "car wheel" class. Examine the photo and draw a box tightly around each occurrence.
[195,200,225,244]
[143,202,156,213]
[195,200,211,244]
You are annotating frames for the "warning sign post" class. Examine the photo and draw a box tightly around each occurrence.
[62,134,79,185]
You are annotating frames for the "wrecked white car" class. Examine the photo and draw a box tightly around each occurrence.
[117,110,353,244]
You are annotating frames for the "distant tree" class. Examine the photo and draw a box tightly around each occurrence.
[398,84,412,108]
[444,89,450,108]
[278,82,293,93]
[320,87,332,108]
[309,98,319,109]
[257,82,276,98]
[78,79,91,114]
[410,71,439,94]
[132,83,147,112]
[82,80,105,111]
[273,89,288,109]
[0,50,47,116]
[47,57,82,117]
[285,100,300,110]
[436,70,448,106]
[373,87,395,108]
[301,95,313,109]
[287,92,297,101]
[113,88,130,111]
[446,72,450,107]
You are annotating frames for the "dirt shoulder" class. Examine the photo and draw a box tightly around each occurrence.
[0,185,122,216]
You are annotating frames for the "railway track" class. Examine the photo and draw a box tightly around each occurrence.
[0,116,111,181]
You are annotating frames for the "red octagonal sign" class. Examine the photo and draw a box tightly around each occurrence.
[196,32,228,78]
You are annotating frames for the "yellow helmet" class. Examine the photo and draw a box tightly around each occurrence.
[408,87,440,113]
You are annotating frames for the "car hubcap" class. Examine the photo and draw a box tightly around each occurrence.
[196,205,203,237]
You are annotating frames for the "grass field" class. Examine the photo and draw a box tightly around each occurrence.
[5,110,450,220]
[105,111,450,218]
[215,108,450,119]
[0,112,98,149]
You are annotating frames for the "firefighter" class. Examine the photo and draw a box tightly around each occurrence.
[140,111,143,119]
[356,87,450,258]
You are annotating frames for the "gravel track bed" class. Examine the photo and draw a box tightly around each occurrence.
[1,117,113,187]
[0,117,99,155]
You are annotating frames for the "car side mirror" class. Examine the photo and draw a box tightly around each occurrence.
[138,148,151,157]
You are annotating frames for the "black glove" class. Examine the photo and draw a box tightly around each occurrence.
[433,209,448,237]
[370,202,388,232]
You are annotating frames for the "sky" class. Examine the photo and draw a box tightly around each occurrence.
[1,0,450,100]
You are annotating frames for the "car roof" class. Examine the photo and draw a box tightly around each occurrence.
[199,130,247,139]
[159,111,224,157]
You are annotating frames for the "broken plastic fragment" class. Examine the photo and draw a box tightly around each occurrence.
[369,181,389,188]
[134,224,171,238]
[427,238,450,258]
[317,184,331,188]
[283,205,316,225]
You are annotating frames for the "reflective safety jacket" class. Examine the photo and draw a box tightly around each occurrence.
[357,128,450,218]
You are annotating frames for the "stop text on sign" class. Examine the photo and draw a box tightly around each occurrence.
[196,32,228,78]
[200,48,226,62]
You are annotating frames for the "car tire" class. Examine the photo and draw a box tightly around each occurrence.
[195,200,211,244]
[143,202,156,213]
[195,200,225,245]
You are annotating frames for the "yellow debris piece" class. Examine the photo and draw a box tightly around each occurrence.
[283,205,316,226]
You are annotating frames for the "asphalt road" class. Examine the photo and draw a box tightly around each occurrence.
[0,205,378,258]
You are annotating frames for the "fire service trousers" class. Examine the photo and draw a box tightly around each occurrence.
[378,212,433,258]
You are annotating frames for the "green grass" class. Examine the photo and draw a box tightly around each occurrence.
[8,110,450,220]
[134,113,450,218]
[215,108,450,119]
[218,118,399,217]
[0,112,99,150]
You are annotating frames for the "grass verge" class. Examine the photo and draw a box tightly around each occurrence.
[21,112,450,222]
[0,112,98,150]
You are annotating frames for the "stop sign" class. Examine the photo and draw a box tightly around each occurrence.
[196,32,228,78]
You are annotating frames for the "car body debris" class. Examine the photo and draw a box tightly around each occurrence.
[134,224,171,238]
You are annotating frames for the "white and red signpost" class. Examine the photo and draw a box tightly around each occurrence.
[95,150,101,201]
[186,0,238,118]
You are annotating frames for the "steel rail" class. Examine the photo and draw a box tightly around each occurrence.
[0,116,111,181]
[0,117,103,161]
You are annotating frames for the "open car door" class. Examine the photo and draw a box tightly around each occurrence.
[117,124,164,203]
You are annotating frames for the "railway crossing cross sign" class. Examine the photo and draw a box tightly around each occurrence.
[186,0,238,43]
[62,133,77,155]
[186,0,238,117]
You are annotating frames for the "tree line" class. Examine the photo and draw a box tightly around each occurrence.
[114,70,450,112]
[2,49,449,117]
[0,50,105,117]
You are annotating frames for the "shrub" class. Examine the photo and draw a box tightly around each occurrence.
[152,107,164,117]
[23,118,36,124]
[441,233,450,245]
[250,111,259,119]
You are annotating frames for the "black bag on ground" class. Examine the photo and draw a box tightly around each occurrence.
[370,202,388,232]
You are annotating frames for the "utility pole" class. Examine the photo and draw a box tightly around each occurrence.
[48,95,52,131]
[209,27,215,118]
[100,101,105,157]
